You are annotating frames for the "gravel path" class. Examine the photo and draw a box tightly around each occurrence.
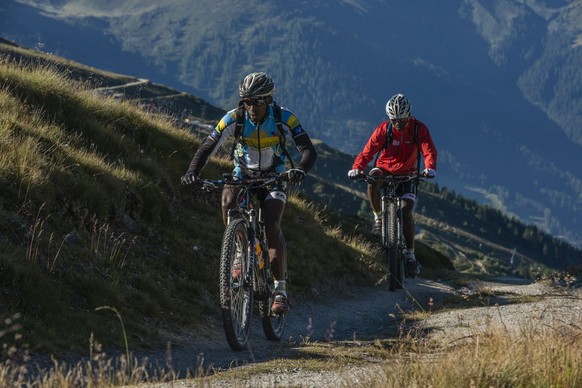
[133,277,582,387]
[135,277,453,373]
[420,279,582,343]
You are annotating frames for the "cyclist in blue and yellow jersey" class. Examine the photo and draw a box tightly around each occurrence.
[181,72,317,315]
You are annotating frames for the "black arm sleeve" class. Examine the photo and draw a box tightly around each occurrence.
[294,134,317,173]
[185,137,218,175]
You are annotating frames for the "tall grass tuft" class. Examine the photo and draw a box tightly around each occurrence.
[1,46,406,363]
[372,318,582,387]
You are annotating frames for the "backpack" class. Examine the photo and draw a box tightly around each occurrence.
[232,100,295,169]
[374,119,422,173]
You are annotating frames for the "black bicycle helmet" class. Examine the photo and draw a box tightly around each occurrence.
[385,93,411,119]
[239,72,276,98]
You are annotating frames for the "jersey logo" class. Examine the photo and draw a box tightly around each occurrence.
[245,135,280,149]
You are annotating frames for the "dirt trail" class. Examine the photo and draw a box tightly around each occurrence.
[135,277,456,374]
[135,277,582,387]
[420,279,582,343]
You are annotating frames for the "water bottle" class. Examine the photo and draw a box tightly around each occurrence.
[255,238,264,269]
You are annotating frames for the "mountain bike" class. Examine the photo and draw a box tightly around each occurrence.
[198,173,286,351]
[353,173,425,291]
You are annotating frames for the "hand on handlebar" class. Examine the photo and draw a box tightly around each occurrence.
[180,172,199,186]
[286,168,306,184]
[421,168,436,178]
[347,169,363,179]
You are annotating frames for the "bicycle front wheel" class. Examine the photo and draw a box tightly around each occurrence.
[385,200,400,291]
[220,219,253,351]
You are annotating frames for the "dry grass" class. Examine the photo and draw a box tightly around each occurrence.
[373,323,582,387]
[0,50,390,383]
[2,43,580,388]
[1,325,579,387]
[0,294,582,387]
[86,310,579,388]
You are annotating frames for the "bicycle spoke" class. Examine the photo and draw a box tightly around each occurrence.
[201,175,288,350]
[220,219,253,350]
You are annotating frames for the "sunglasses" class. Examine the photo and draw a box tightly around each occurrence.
[242,98,268,107]
[390,118,408,125]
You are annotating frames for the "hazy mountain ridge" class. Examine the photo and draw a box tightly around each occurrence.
[464,0,582,146]
[2,0,582,247]
[2,37,580,273]
[0,40,582,387]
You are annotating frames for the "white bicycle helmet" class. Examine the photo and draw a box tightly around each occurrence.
[239,72,276,98]
[385,93,411,119]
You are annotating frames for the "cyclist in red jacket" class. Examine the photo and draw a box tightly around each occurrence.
[348,94,437,277]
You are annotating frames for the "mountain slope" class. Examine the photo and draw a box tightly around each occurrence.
[0,53,392,352]
[2,0,581,247]
[1,40,582,358]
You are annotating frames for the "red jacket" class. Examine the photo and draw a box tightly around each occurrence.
[352,117,437,174]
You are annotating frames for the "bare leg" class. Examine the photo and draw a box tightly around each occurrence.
[263,198,286,281]
[402,198,415,249]
[367,169,383,213]
[221,185,241,226]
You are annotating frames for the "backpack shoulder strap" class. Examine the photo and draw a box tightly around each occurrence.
[385,122,393,148]
[234,102,246,144]
[272,101,295,169]
[373,122,392,166]
[273,103,284,141]
[230,102,246,159]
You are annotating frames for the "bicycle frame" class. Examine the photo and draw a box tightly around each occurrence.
[203,175,278,277]
[356,173,420,291]
[227,183,270,296]
[381,175,414,290]
[199,173,286,350]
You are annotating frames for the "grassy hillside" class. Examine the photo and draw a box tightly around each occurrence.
[0,48,437,354]
[4,0,582,256]
[0,38,225,120]
[1,41,580,359]
[301,140,582,277]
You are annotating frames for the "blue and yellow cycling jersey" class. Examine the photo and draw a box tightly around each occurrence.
[209,104,307,177]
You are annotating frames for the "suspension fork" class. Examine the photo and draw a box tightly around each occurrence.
[381,186,398,246]
[396,197,406,250]
[246,205,258,275]
[381,189,388,247]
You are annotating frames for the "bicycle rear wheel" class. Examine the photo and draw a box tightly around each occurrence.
[258,251,285,340]
[395,247,404,289]
[220,219,253,351]
[385,201,400,291]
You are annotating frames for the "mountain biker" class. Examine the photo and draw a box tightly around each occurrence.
[181,72,317,315]
[347,93,437,277]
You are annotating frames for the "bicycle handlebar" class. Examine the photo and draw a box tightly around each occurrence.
[198,172,289,192]
[350,172,433,185]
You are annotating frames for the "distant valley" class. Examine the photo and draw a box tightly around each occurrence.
[1,0,581,247]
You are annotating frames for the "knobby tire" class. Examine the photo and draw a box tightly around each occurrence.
[220,219,253,351]
[386,200,400,291]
